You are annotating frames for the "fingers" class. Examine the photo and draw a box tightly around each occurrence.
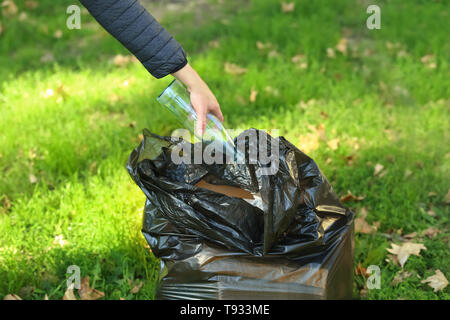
[196,107,207,136]
[212,104,224,122]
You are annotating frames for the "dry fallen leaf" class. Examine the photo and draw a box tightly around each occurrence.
[53,29,63,39]
[373,163,385,176]
[208,40,220,48]
[281,2,295,13]
[298,133,320,154]
[130,281,143,294]
[78,277,104,300]
[53,235,68,248]
[386,242,426,268]
[340,190,365,203]
[264,86,279,97]
[445,189,450,204]
[335,37,348,55]
[403,232,417,240]
[291,54,305,64]
[421,270,448,292]
[25,0,38,9]
[426,209,437,217]
[391,270,412,286]
[2,0,18,17]
[3,293,22,300]
[29,173,38,184]
[62,287,77,300]
[224,62,247,75]
[354,207,379,234]
[326,48,336,58]
[359,288,368,298]
[113,54,137,67]
[256,41,272,51]
[1,194,11,211]
[327,138,339,151]
[421,227,440,238]
[249,87,258,103]
[355,263,369,278]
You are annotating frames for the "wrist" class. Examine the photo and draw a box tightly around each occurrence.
[172,63,205,91]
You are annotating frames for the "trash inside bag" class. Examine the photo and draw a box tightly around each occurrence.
[127,128,355,299]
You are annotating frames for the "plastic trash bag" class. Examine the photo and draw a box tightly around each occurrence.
[127,128,355,299]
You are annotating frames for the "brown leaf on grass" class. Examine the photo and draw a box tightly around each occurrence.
[224,62,247,75]
[298,133,320,154]
[281,2,295,13]
[420,54,436,69]
[426,209,437,217]
[297,124,327,154]
[249,87,258,103]
[427,191,437,197]
[335,37,348,55]
[256,41,272,51]
[421,270,448,292]
[3,294,22,300]
[421,227,440,238]
[208,40,220,48]
[2,1,18,17]
[291,54,305,64]
[403,232,417,240]
[25,1,38,9]
[340,190,365,203]
[264,86,279,97]
[53,29,63,39]
[386,242,426,268]
[354,207,379,234]
[327,138,339,151]
[391,270,412,286]
[355,218,376,234]
[29,173,38,184]
[268,50,281,59]
[359,288,368,298]
[445,189,450,204]
[62,287,77,300]
[373,163,387,177]
[1,194,11,211]
[326,48,336,58]
[89,162,97,174]
[78,277,104,300]
[129,281,143,294]
[355,263,369,278]
[53,235,68,248]
[0,21,3,36]
[345,154,355,166]
[113,54,137,67]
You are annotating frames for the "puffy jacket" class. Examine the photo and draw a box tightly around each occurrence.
[79,0,188,78]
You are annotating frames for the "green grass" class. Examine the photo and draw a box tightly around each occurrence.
[0,0,449,299]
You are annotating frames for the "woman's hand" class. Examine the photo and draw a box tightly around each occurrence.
[172,63,223,135]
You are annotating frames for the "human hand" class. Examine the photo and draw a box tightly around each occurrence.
[172,63,223,135]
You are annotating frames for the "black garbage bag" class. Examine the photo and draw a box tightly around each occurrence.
[127,128,355,299]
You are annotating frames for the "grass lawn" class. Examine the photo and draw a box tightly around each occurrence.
[0,0,448,300]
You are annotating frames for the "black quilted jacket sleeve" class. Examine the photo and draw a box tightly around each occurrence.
[79,0,188,78]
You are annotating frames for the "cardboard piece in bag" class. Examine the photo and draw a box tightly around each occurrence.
[195,180,254,199]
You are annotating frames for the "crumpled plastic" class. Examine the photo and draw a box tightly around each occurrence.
[127,128,355,299]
